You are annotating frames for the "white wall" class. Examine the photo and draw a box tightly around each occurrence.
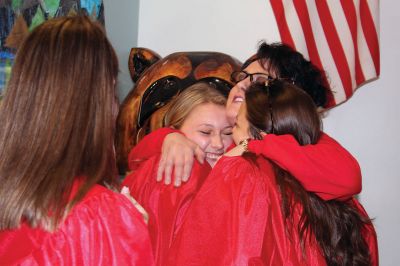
[103,0,139,100]
[136,1,400,264]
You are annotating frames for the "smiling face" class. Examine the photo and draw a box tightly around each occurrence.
[180,103,233,167]
[226,60,271,125]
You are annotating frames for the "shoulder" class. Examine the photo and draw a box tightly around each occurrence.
[0,185,153,265]
[42,185,152,264]
[66,184,146,230]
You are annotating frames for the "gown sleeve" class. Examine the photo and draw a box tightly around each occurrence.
[123,155,211,266]
[0,185,155,266]
[248,132,362,200]
[128,127,180,171]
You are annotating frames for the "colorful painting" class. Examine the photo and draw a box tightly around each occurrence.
[0,0,104,96]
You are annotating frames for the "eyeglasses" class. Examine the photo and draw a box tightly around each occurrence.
[231,70,272,84]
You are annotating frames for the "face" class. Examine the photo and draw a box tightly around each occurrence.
[226,60,270,125]
[180,103,233,167]
[232,103,251,145]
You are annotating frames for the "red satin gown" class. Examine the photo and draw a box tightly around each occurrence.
[166,155,378,266]
[123,129,211,266]
[0,180,155,266]
[123,128,375,265]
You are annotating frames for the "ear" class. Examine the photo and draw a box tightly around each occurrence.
[129,47,161,82]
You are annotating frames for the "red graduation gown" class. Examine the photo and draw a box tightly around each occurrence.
[123,153,211,266]
[127,129,376,265]
[166,156,378,266]
[0,181,154,266]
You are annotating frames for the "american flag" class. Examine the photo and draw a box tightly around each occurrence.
[270,0,380,107]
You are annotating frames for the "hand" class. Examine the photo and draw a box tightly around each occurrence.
[224,144,246,157]
[121,186,149,224]
[157,133,205,187]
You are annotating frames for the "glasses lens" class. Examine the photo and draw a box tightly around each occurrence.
[231,71,248,83]
[251,74,270,85]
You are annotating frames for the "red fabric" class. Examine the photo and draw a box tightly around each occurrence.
[166,156,327,265]
[249,132,362,200]
[167,156,377,266]
[0,181,154,266]
[350,198,379,266]
[133,128,362,201]
[123,152,211,266]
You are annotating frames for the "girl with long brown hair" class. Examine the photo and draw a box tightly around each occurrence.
[167,80,378,265]
[0,16,153,265]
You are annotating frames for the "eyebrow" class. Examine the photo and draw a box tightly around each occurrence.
[197,124,232,129]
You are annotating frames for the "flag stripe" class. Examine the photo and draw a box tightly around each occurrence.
[340,0,366,85]
[293,0,325,72]
[316,1,353,98]
[270,0,296,48]
[303,0,343,105]
[269,0,380,107]
[360,0,380,75]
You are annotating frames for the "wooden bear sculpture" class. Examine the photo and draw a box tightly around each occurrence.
[116,48,242,173]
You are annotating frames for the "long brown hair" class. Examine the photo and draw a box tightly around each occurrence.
[245,81,371,265]
[0,16,119,230]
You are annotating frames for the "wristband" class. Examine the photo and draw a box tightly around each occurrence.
[239,138,250,152]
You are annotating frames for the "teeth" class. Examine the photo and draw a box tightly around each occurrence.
[206,153,222,159]
[234,97,244,103]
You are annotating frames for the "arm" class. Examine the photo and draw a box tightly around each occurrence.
[248,132,361,200]
[128,127,205,186]
[128,127,180,170]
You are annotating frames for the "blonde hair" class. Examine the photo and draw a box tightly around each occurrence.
[163,82,227,129]
[0,16,119,230]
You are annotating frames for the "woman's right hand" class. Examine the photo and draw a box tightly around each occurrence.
[157,133,205,187]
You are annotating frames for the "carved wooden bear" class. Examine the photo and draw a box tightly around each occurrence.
[116,48,242,173]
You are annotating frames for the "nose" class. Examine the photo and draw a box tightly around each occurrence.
[210,134,224,150]
[237,78,250,92]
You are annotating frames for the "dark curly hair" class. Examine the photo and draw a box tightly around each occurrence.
[243,42,328,108]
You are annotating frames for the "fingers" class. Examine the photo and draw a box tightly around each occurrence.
[157,150,174,185]
[163,160,173,185]
[173,162,183,187]
[156,133,203,186]
[182,156,194,183]
[157,157,165,182]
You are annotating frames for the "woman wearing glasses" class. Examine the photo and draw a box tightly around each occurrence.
[138,42,361,202]
[167,80,377,265]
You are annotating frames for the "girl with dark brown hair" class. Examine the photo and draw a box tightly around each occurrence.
[167,80,378,265]
[0,16,153,265]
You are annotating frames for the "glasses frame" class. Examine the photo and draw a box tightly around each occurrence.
[230,70,272,84]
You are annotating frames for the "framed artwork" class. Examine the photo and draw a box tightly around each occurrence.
[0,0,104,97]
